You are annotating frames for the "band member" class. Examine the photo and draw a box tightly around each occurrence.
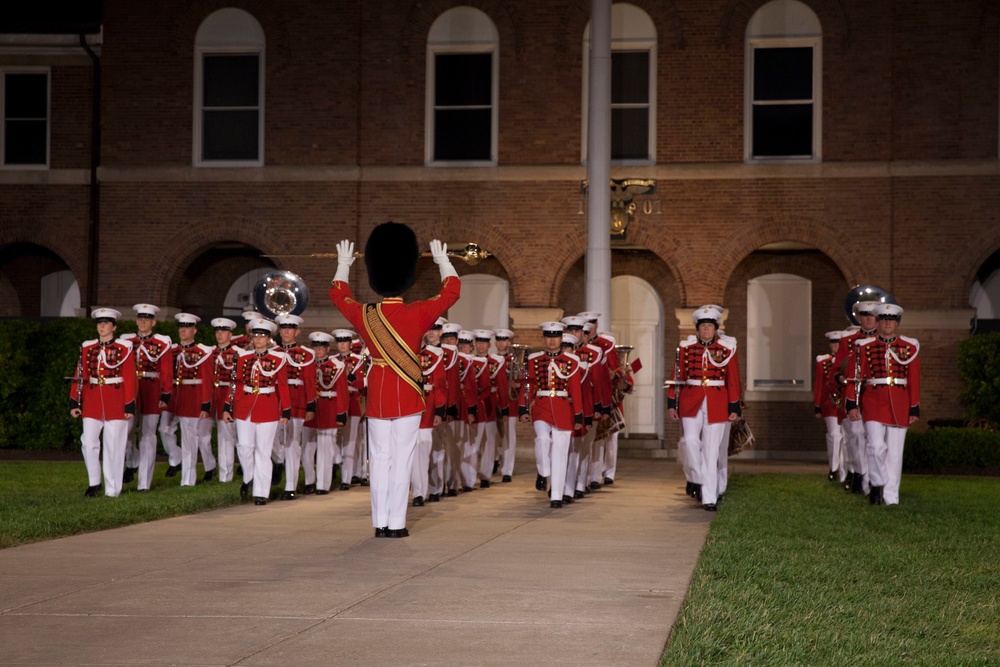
[519,321,584,508]
[814,330,847,483]
[667,305,742,511]
[171,313,215,487]
[69,308,137,497]
[593,330,628,486]
[471,329,508,488]
[208,318,240,483]
[332,329,365,490]
[456,329,481,492]
[273,313,317,500]
[424,319,456,501]
[493,328,518,483]
[120,303,172,492]
[329,223,461,538]
[412,341,446,506]
[231,310,258,351]
[223,318,291,505]
[846,304,920,506]
[441,322,473,497]
[576,316,611,490]
[304,331,349,494]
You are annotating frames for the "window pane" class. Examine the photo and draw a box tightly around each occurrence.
[754,47,812,101]
[752,104,813,157]
[203,55,260,107]
[5,119,46,164]
[611,108,648,160]
[5,73,47,118]
[435,53,492,106]
[611,51,649,105]
[434,108,491,160]
[202,109,259,160]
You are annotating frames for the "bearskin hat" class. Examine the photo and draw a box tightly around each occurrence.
[365,221,419,297]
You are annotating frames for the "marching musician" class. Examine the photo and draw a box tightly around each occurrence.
[667,305,742,512]
[456,329,481,493]
[493,328,518,483]
[328,222,461,538]
[69,308,137,498]
[304,331,348,495]
[208,318,241,483]
[814,330,847,483]
[593,330,628,486]
[425,319,458,501]
[332,328,365,491]
[845,303,920,506]
[273,313,317,500]
[411,340,446,506]
[171,313,216,487]
[442,323,474,497]
[120,303,173,492]
[223,318,291,505]
[578,315,612,490]
[560,317,595,502]
[519,321,584,508]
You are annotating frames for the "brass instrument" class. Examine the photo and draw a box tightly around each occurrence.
[612,345,633,404]
[262,242,493,266]
[507,343,533,401]
[843,284,894,326]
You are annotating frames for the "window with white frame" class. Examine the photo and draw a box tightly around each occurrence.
[2,69,49,167]
[745,0,821,162]
[583,3,657,164]
[194,8,264,166]
[747,273,812,390]
[426,7,498,165]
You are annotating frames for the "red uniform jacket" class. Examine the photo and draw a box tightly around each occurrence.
[519,350,584,431]
[470,355,492,423]
[503,350,522,407]
[329,276,460,419]
[420,346,447,429]
[667,335,742,424]
[170,343,214,418]
[280,344,318,419]
[228,348,292,423]
[336,351,366,417]
[457,352,479,422]
[813,353,846,421]
[439,343,461,419]
[211,344,241,420]
[69,338,137,421]
[121,332,173,415]
[487,353,510,418]
[306,355,349,429]
[844,335,920,427]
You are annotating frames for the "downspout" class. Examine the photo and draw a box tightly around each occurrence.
[80,33,101,311]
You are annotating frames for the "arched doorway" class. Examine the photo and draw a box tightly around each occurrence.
[446,273,510,334]
[611,275,663,438]
[970,248,1000,332]
[172,243,272,318]
[0,243,76,318]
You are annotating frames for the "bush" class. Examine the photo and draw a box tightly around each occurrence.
[957,332,1000,426]
[904,427,1000,473]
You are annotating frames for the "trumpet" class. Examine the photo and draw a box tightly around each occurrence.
[262,242,492,266]
[507,343,535,401]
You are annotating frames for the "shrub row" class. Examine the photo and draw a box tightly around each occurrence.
[904,427,1000,473]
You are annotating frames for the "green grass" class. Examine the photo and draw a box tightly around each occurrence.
[661,474,1000,666]
[0,461,246,549]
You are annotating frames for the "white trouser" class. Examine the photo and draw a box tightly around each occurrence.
[301,425,318,486]
[178,416,205,487]
[574,429,597,493]
[367,414,421,530]
[533,420,571,502]
[353,417,369,479]
[197,416,218,474]
[865,421,907,505]
[500,415,517,477]
[276,417,305,492]
[134,413,161,490]
[846,418,869,492]
[719,421,732,498]
[535,420,551,477]
[315,428,338,491]
[157,411,181,466]
[589,434,606,485]
[461,422,484,488]
[125,418,139,469]
[411,427,433,500]
[679,428,703,485]
[428,421,450,495]
[215,417,237,482]
[477,421,498,482]
[603,431,619,481]
[337,416,361,483]
[81,417,129,497]
[824,416,844,475]
[236,419,278,499]
[680,400,727,505]
[447,420,466,491]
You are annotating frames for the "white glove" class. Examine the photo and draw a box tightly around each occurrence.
[333,239,355,284]
[430,239,458,280]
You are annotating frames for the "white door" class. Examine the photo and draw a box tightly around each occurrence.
[446,274,510,338]
[610,276,663,437]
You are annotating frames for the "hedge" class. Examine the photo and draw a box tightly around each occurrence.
[0,318,216,451]
[904,427,1000,473]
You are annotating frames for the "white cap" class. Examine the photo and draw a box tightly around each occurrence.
[332,329,355,341]
[249,318,277,334]
[441,323,462,336]
[242,310,259,321]
[175,312,201,326]
[561,315,585,329]
[853,301,878,317]
[275,314,304,327]
[309,331,334,344]
[432,317,447,328]
[876,303,904,320]
[92,307,121,322]
[582,321,594,334]
[494,328,514,340]
[133,303,160,317]
[472,329,494,341]
[692,305,724,327]
[824,330,843,341]
[539,321,565,337]
[561,333,578,345]
[577,311,601,322]
[211,317,237,330]
[457,330,474,343]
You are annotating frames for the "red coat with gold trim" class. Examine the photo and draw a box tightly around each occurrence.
[69,338,137,421]
[420,346,447,429]
[280,343,317,419]
[306,355,349,429]
[228,348,292,423]
[170,343,214,418]
[121,332,173,415]
[456,352,479,422]
[667,335,742,424]
[813,353,845,420]
[439,343,461,419]
[844,335,920,427]
[519,350,584,431]
[336,351,366,417]
[211,344,241,420]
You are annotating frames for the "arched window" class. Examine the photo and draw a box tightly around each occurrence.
[194,8,265,166]
[583,3,657,164]
[747,273,812,391]
[745,0,822,162]
[426,7,499,166]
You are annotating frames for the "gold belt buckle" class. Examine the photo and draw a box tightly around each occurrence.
[887,377,896,386]
[701,378,709,387]
[214,380,220,388]
[98,376,105,386]
[174,378,180,386]
[550,388,556,397]
[253,386,260,395]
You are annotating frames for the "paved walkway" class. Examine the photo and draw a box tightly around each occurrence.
[0,455,821,666]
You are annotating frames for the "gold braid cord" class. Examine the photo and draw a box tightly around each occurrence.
[363,303,424,397]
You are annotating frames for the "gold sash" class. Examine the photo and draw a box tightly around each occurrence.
[363,303,424,397]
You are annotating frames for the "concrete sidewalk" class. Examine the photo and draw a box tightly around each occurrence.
[0,456,751,667]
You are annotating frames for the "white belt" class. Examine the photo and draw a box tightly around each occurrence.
[180,379,202,385]
[216,381,231,387]
[89,377,123,385]
[348,387,360,393]
[288,379,304,386]
[537,390,568,398]
[687,379,725,387]
[319,391,338,398]
[139,372,160,378]
[423,384,433,391]
[867,378,907,386]
[244,385,275,394]
[490,387,498,393]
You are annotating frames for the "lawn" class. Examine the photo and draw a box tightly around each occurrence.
[662,473,1000,666]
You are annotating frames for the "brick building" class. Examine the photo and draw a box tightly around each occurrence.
[2,0,999,457]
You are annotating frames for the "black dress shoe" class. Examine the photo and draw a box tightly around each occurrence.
[685,481,694,497]
[388,528,409,538]
[123,467,136,484]
[446,489,458,497]
[203,468,215,482]
[869,486,884,506]
[843,472,854,492]
[562,494,573,504]
[589,481,601,490]
[703,503,718,512]
[84,484,100,498]
[492,460,499,474]
[315,489,330,495]
[827,469,837,482]
[351,476,361,484]
[137,488,150,493]
[550,499,563,508]
[280,490,296,500]
[694,484,703,501]
[603,477,614,485]
[535,474,547,491]
[375,526,389,538]
[165,464,181,477]
[427,493,440,502]
[270,464,285,486]
[851,474,864,495]
[412,496,424,507]
[239,482,250,497]
[461,486,473,493]
[254,497,267,506]
[573,490,584,499]
[340,483,351,491]
[479,479,490,489]
[360,477,370,487]
[303,484,316,495]
[502,475,512,483]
